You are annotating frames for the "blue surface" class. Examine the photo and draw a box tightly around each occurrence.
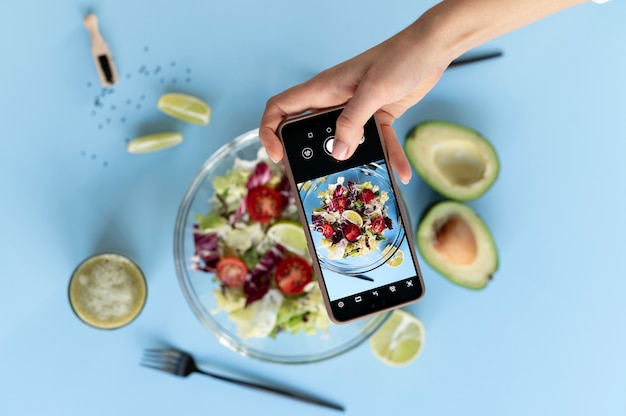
[1,1,625,415]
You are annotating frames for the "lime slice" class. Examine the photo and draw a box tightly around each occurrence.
[370,309,425,366]
[386,249,404,268]
[126,132,183,154]
[342,210,363,227]
[267,221,308,256]
[157,93,211,125]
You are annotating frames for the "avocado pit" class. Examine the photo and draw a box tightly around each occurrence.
[433,216,477,265]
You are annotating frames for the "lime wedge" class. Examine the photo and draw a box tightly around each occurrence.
[370,309,425,366]
[342,210,363,227]
[126,132,183,154]
[386,249,404,268]
[157,93,211,125]
[267,221,308,256]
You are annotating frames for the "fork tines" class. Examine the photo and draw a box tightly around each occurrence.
[141,348,187,376]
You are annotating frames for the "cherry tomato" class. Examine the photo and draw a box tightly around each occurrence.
[320,224,334,239]
[372,217,386,234]
[359,189,375,203]
[344,223,361,242]
[246,186,283,223]
[216,257,248,287]
[274,257,313,295]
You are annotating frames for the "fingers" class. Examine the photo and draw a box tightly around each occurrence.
[259,94,291,163]
[259,75,351,163]
[377,117,412,185]
[260,75,412,183]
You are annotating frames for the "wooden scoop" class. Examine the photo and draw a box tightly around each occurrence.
[84,14,118,87]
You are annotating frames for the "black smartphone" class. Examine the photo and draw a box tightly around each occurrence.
[278,107,425,323]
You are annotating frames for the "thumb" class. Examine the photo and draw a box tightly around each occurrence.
[332,86,387,160]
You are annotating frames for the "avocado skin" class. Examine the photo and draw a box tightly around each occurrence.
[416,201,498,290]
[404,121,499,202]
[416,199,446,226]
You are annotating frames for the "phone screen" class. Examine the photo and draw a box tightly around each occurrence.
[280,108,424,322]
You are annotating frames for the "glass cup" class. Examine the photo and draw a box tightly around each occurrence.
[68,253,147,329]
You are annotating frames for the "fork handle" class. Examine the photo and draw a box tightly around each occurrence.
[197,369,344,412]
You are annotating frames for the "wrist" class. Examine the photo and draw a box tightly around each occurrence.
[397,9,470,73]
[407,2,487,69]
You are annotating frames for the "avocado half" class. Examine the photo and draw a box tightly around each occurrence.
[417,201,498,289]
[405,121,499,201]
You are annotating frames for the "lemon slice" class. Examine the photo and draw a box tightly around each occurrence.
[386,249,404,268]
[370,309,425,366]
[126,132,183,154]
[157,93,211,125]
[267,221,308,256]
[342,210,363,227]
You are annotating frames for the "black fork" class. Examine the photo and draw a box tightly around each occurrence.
[141,348,344,412]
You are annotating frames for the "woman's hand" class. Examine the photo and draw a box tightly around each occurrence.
[259,23,449,185]
[259,0,589,184]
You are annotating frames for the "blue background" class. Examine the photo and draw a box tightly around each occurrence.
[1,1,624,415]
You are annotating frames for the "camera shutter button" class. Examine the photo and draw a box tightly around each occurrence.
[323,136,335,155]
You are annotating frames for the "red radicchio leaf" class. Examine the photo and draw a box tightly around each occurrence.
[346,181,359,203]
[192,225,220,272]
[384,216,394,230]
[332,183,344,198]
[243,245,285,306]
[276,175,293,210]
[246,161,273,189]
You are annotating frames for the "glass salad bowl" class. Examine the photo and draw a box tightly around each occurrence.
[174,129,389,364]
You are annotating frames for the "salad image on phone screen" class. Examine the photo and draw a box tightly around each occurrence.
[311,176,392,260]
[299,161,406,276]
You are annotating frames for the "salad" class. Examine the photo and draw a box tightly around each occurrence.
[312,177,393,260]
[191,148,330,339]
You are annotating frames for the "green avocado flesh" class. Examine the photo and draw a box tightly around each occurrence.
[417,201,498,289]
[405,121,499,201]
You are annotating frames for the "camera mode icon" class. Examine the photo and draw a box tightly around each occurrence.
[302,147,314,160]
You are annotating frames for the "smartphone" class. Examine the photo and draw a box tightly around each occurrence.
[278,107,425,323]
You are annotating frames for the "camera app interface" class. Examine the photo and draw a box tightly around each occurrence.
[281,109,423,321]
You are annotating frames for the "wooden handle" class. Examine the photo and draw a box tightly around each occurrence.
[84,13,117,87]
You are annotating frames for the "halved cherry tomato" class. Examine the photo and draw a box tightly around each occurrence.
[372,217,386,234]
[274,257,312,295]
[344,223,361,242]
[359,189,375,203]
[216,257,248,287]
[320,224,334,239]
[246,186,283,223]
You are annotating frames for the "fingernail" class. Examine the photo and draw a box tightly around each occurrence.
[268,152,281,164]
[332,140,349,160]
